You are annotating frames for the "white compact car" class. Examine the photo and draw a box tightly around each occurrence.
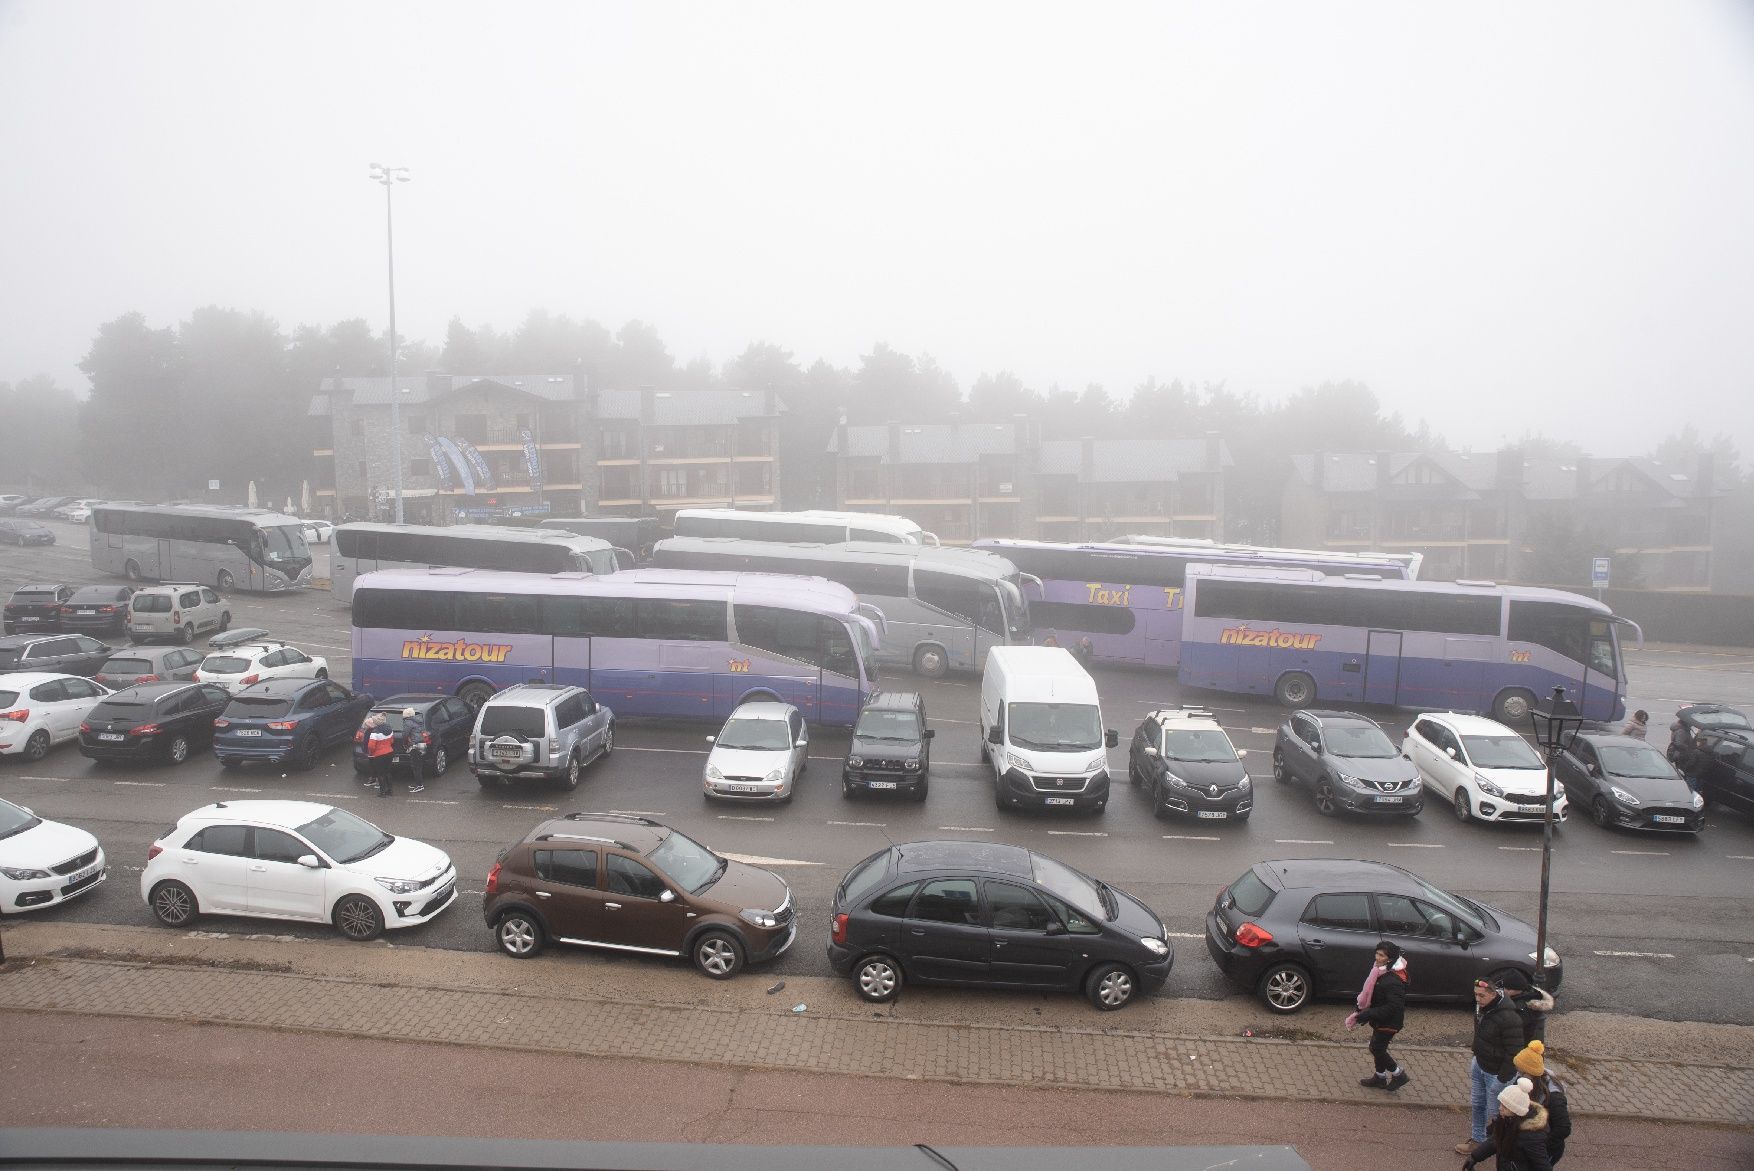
[141,800,457,940]
[702,700,809,803]
[0,672,114,761]
[1403,712,1568,825]
[52,499,105,524]
[194,641,328,691]
[0,796,107,913]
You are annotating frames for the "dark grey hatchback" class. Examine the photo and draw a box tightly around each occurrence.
[827,840,1173,1011]
[1206,858,1561,1014]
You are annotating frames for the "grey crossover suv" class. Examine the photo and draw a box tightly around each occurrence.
[1273,710,1424,818]
[469,683,614,790]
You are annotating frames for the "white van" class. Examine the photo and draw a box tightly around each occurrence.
[979,646,1117,812]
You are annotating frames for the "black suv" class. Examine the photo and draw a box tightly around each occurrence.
[0,633,113,677]
[843,691,934,800]
[1127,707,1253,822]
[4,584,74,634]
[483,813,795,979]
[1272,710,1424,818]
[1688,728,1754,818]
[78,681,232,765]
[828,840,1173,1011]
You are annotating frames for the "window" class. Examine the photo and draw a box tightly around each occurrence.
[178,592,201,608]
[201,589,220,604]
[540,594,636,638]
[353,588,459,632]
[29,680,70,703]
[254,828,310,864]
[1302,893,1374,932]
[64,678,105,699]
[908,878,980,924]
[606,854,667,900]
[867,882,920,918]
[1027,600,1138,635]
[1376,893,1447,939]
[635,598,728,642]
[187,824,250,857]
[985,882,1055,932]
[456,591,540,635]
[916,572,1004,633]
[535,848,598,888]
[1038,891,1101,934]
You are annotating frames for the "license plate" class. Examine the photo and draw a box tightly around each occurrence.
[98,732,124,742]
[1045,797,1075,806]
[726,784,761,794]
[1519,804,1544,811]
[867,780,896,789]
[1653,814,1686,824]
[78,609,95,615]
[235,729,262,737]
[1197,810,1228,819]
[492,747,521,760]
[69,863,100,883]
[1376,795,1404,804]
[20,616,40,622]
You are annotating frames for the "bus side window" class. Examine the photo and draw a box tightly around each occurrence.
[819,618,855,677]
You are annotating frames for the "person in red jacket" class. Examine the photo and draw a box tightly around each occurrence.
[364,713,395,798]
[1347,940,1410,1091]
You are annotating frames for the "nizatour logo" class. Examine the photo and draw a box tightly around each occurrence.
[400,634,513,663]
[1217,625,1322,651]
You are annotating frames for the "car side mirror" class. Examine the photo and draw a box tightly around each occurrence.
[706,735,717,744]
[922,729,935,740]
[1445,746,1458,759]
[794,738,807,748]
[297,855,321,869]
[987,728,1002,745]
[1587,764,1601,777]
[1105,729,1119,749]
[1045,921,1067,936]
[659,889,676,903]
[1143,746,1159,757]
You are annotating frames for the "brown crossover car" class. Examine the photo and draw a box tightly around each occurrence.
[483,813,795,979]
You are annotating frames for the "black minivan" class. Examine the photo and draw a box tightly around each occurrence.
[827,840,1173,1010]
[842,691,934,800]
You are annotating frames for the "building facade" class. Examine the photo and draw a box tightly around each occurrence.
[307,376,780,524]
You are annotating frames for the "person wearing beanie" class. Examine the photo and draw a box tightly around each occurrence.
[1456,977,1528,1155]
[1497,968,1556,1045]
[1513,1040,1574,1164]
[399,706,427,794]
[1462,1076,1553,1171]
[1347,940,1410,1092]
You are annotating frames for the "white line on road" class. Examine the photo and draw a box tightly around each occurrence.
[1498,846,1540,851]
[1166,932,1203,939]
[502,804,557,812]
[15,776,74,782]
[310,791,360,801]
[408,798,460,805]
[1387,842,1445,848]
[1592,950,1676,959]
[1728,855,1754,861]
[1162,835,1220,841]
[1046,830,1108,837]
[1247,727,1279,735]
[826,820,887,828]
[615,746,703,754]
[1610,850,1669,856]
[938,825,995,832]
[718,815,775,822]
[1275,839,1333,845]
[113,780,164,787]
[210,785,262,793]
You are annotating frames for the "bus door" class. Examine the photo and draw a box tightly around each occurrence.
[1363,631,1402,706]
[1578,619,1630,721]
[155,538,173,579]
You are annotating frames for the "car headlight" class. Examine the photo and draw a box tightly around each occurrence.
[846,755,864,768]
[740,908,778,929]
[1608,785,1641,807]
[705,764,723,781]
[1474,773,1505,798]
[1086,754,1106,772]
[1139,936,1169,956]
[1338,772,1367,790]
[0,865,52,881]
[1530,947,1560,969]
[1691,791,1705,809]
[1163,772,1187,789]
[763,768,784,783]
[903,759,920,771]
[374,876,421,894]
[1238,774,1251,790]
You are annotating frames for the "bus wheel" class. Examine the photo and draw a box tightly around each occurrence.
[125,560,142,582]
[457,682,494,712]
[1492,688,1536,724]
[217,570,234,592]
[912,645,948,679]
[1274,671,1316,709]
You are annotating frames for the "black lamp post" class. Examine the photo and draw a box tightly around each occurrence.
[1528,685,1585,988]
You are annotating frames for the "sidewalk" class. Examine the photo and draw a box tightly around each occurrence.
[1,923,1750,1129]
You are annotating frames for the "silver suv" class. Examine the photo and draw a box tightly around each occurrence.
[127,584,231,645]
[469,683,614,790]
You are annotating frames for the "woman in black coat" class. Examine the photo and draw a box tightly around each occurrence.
[1464,1076,1553,1171]
[1348,940,1410,1091]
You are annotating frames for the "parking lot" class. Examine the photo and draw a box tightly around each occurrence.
[5,519,1754,1025]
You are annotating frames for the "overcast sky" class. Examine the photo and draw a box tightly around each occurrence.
[3,1,1751,457]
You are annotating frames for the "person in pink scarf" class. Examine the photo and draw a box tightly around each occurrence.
[1346,939,1410,1091]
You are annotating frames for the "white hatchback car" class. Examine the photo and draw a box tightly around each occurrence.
[702,700,809,803]
[0,672,114,761]
[1403,712,1568,825]
[52,499,105,523]
[301,519,335,544]
[194,641,328,691]
[0,796,107,913]
[141,800,457,940]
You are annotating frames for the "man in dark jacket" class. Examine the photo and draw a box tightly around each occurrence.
[399,706,427,795]
[1498,968,1555,1044]
[1349,940,1410,1091]
[1456,977,1528,1155]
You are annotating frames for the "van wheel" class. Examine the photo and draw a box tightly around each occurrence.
[177,624,194,645]
[216,571,234,592]
[218,610,231,632]
[1492,688,1537,724]
[913,645,948,679]
[125,560,142,582]
[457,681,494,712]
[1274,671,1316,709]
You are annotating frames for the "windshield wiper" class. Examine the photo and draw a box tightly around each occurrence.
[344,835,394,863]
[696,858,729,893]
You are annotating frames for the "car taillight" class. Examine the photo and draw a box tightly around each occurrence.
[99,605,115,613]
[1,709,30,723]
[485,861,502,895]
[79,721,92,734]
[139,675,158,683]
[60,606,75,615]
[422,732,432,745]
[213,718,229,728]
[831,912,849,946]
[192,672,202,682]
[171,611,181,624]
[1235,922,1274,949]
[241,674,260,685]
[267,720,298,731]
[146,843,163,862]
[131,724,161,736]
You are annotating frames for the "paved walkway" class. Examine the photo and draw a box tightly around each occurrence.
[1,924,1749,1128]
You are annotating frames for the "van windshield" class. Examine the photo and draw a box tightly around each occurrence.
[1007,702,1102,752]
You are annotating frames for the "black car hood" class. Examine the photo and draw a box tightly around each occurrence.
[1164,758,1248,787]
[1108,885,1167,940]
[1606,769,1695,804]
[1328,754,1422,786]
[850,735,921,761]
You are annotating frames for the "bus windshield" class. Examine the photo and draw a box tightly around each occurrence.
[1008,702,1103,752]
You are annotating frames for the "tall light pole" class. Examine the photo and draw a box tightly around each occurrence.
[1528,685,1583,989]
[369,163,411,523]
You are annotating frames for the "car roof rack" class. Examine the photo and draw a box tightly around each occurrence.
[564,811,662,828]
[534,831,633,848]
[1145,706,1219,724]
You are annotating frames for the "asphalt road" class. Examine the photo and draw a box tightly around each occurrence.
[5,521,1754,1024]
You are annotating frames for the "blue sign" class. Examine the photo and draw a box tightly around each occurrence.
[1591,557,1611,588]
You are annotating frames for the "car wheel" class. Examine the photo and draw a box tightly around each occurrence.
[216,571,234,592]
[1592,796,1613,828]
[559,752,580,790]
[601,721,614,757]
[457,681,494,712]
[478,774,499,789]
[1453,787,1473,823]
[993,781,1007,810]
[1492,688,1537,725]
[1272,748,1290,784]
[165,735,190,764]
[1274,671,1316,709]
[315,667,328,680]
[1257,961,1312,1014]
[333,894,385,941]
[125,560,142,582]
[912,644,948,679]
[431,747,449,776]
[23,730,51,762]
[854,954,903,1002]
[177,624,194,645]
[218,611,231,632]
[1313,778,1339,817]
[296,735,321,771]
[1086,962,1137,1011]
[149,880,199,927]
[693,930,745,979]
[842,779,856,798]
[495,910,544,958]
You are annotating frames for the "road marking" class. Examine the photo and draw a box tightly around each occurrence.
[827,820,887,827]
[1592,950,1676,958]
[938,825,995,832]
[1728,855,1754,861]
[1248,727,1279,735]
[1275,839,1333,845]
[1498,846,1540,851]
[113,780,165,787]
[719,851,822,867]
[15,775,74,782]
[1046,830,1108,837]
[502,804,558,812]
[1166,932,1203,939]
[408,798,460,805]
[616,745,702,754]
[1610,850,1668,856]
[1387,842,1444,848]
[1162,834,1220,841]
[310,791,360,801]
[718,814,775,822]
[210,785,262,793]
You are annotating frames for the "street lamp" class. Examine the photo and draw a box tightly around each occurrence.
[368,163,412,523]
[1528,685,1585,989]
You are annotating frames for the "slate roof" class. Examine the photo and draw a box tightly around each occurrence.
[309,374,577,414]
[1037,438,1233,482]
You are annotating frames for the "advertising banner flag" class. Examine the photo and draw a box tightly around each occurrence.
[436,437,475,495]
[456,439,496,490]
[425,434,455,491]
[520,428,543,491]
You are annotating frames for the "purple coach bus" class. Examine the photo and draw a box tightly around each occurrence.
[970,538,1413,670]
[1178,565,1640,722]
[350,567,881,726]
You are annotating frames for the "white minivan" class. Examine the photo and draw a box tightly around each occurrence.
[980,646,1118,812]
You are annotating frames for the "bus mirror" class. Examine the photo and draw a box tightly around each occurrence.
[1105,730,1119,749]
[987,728,1002,745]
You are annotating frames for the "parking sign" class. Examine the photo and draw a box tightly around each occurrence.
[1591,557,1611,588]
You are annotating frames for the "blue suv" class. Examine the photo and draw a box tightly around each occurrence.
[213,678,375,771]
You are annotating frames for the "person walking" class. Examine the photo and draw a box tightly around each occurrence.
[365,713,395,798]
[1497,969,1555,1045]
[1347,940,1410,1091]
[1462,1076,1553,1171]
[1456,977,1527,1156]
[1620,709,1649,740]
[1513,1041,1573,1164]
[400,706,427,794]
